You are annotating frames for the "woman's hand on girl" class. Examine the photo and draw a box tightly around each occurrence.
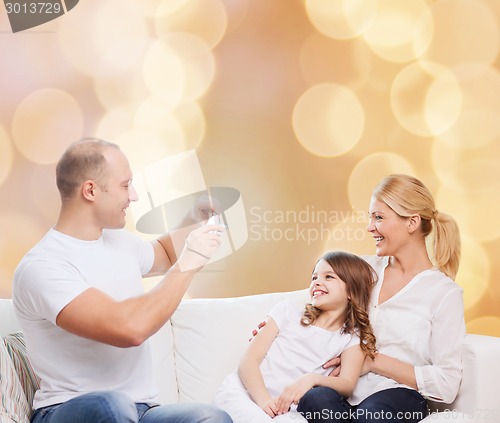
[323,356,342,377]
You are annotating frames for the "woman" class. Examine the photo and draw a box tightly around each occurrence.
[296,174,465,423]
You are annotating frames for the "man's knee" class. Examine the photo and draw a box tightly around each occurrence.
[195,405,232,423]
[76,391,137,423]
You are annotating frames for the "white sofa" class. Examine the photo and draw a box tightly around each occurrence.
[1,289,500,423]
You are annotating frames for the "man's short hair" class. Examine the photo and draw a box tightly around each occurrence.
[56,138,120,200]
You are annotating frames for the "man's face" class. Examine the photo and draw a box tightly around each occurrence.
[94,148,138,229]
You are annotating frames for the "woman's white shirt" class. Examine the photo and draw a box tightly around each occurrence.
[348,255,466,405]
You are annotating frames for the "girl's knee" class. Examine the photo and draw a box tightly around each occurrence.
[298,386,344,411]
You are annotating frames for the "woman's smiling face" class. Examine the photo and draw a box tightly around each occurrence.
[367,196,410,257]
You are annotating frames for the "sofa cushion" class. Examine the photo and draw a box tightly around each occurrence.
[148,320,178,404]
[3,332,40,414]
[0,337,30,423]
[170,289,309,403]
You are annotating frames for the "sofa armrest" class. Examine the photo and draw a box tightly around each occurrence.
[424,334,500,422]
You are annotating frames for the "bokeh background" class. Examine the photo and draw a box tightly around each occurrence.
[1,0,499,336]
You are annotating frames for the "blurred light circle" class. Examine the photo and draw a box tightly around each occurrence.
[292,83,365,157]
[58,0,150,77]
[467,316,500,337]
[112,130,185,171]
[157,0,191,17]
[305,0,377,40]
[0,125,14,187]
[422,0,499,68]
[391,62,462,137]
[363,0,433,63]
[159,33,216,102]
[222,0,249,34]
[30,165,61,222]
[95,104,137,141]
[12,89,84,164]
[94,69,151,111]
[348,152,415,211]
[299,32,372,90]
[142,40,186,110]
[435,175,500,243]
[155,0,228,49]
[128,0,189,18]
[171,102,206,149]
[134,97,186,148]
[0,23,74,108]
[432,137,500,194]
[454,234,490,310]
[436,65,500,149]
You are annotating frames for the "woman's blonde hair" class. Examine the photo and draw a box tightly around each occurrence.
[301,251,377,359]
[372,174,460,279]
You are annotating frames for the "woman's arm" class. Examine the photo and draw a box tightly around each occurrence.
[414,288,465,402]
[238,317,280,416]
[275,344,366,414]
[363,353,417,388]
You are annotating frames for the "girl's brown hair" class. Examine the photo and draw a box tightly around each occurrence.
[301,251,377,358]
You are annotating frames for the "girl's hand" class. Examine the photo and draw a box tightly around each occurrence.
[260,397,279,418]
[275,374,317,414]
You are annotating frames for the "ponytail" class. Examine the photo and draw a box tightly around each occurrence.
[433,211,461,279]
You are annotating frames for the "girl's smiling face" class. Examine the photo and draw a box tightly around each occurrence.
[309,259,349,312]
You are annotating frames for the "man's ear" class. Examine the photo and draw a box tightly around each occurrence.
[407,214,421,234]
[82,180,97,201]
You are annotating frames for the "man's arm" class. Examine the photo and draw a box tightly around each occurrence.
[145,195,222,276]
[145,233,177,276]
[56,224,223,348]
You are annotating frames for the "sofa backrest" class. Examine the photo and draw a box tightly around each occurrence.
[169,289,310,403]
[0,299,23,336]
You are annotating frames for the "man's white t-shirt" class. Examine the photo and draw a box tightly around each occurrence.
[13,228,156,410]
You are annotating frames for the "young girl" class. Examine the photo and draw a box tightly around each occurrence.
[213,251,377,423]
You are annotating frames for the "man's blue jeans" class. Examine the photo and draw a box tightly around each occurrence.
[297,387,428,422]
[30,391,233,423]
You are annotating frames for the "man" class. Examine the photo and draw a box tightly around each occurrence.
[13,138,232,423]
